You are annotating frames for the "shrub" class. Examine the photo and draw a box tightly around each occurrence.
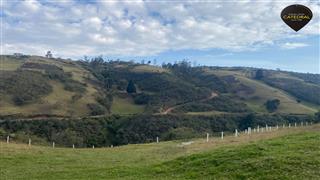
[96,94,113,112]
[265,99,280,112]
[134,93,151,105]
[87,103,106,116]
[64,80,86,93]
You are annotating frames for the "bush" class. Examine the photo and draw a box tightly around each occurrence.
[64,80,86,93]
[163,127,198,140]
[265,99,280,112]
[96,94,113,112]
[87,103,106,116]
[51,129,84,147]
[134,93,151,105]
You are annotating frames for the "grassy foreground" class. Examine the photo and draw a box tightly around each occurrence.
[1,125,319,179]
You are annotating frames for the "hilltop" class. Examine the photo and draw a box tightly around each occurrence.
[0,55,319,118]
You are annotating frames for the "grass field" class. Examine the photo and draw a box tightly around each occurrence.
[1,124,319,179]
[0,56,24,71]
[111,96,145,115]
[131,65,169,73]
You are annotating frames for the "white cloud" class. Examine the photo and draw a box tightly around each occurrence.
[83,17,103,31]
[280,42,309,49]
[2,0,320,58]
[21,0,40,12]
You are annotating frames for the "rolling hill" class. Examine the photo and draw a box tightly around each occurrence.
[1,124,319,179]
[0,55,319,118]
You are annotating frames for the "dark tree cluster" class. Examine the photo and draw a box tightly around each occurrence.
[1,113,317,148]
[265,99,280,112]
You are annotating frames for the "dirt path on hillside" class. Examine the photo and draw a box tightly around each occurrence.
[160,91,218,115]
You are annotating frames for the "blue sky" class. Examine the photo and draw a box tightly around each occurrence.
[1,0,319,73]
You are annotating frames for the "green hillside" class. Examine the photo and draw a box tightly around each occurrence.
[1,125,319,179]
[0,55,101,117]
[1,55,319,118]
[207,69,318,114]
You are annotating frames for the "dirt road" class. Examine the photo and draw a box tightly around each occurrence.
[160,91,218,115]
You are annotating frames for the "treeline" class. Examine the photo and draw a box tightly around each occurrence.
[289,72,320,85]
[1,113,319,148]
[173,95,250,113]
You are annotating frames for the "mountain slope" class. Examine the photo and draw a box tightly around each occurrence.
[206,68,318,114]
[0,55,319,117]
[0,55,101,117]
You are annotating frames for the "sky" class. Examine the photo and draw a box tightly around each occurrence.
[1,0,319,73]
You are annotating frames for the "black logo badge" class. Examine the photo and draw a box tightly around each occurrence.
[281,4,313,32]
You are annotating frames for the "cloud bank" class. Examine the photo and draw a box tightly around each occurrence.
[2,0,319,58]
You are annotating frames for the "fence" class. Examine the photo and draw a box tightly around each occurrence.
[4,121,314,149]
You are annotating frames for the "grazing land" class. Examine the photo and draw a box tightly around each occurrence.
[1,124,319,179]
[1,55,319,117]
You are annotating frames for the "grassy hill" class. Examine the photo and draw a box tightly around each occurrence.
[1,55,319,117]
[207,69,318,114]
[1,124,319,179]
[0,55,100,117]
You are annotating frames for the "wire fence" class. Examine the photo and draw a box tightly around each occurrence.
[4,121,314,149]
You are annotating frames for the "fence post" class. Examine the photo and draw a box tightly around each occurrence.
[295,123,297,127]
[301,122,303,126]
[276,125,279,130]
[111,145,113,148]
[289,123,291,128]
[282,124,285,128]
[72,144,75,149]
[52,142,55,148]
[265,125,268,132]
[253,128,256,133]
[206,133,209,142]
[92,145,95,149]
[221,131,224,140]
[28,138,31,146]
[257,125,260,133]
[6,136,9,144]
[306,122,308,126]
[156,136,159,143]
[235,129,238,137]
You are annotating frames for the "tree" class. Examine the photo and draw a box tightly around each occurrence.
[315,110,320,122]
[87,103,106,116]
[255,69,264,80]
[126,80,136,94]
[239,113,255,130]
[265,99,280,112]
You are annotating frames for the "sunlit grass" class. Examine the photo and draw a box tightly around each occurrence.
[1,125,319,179]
